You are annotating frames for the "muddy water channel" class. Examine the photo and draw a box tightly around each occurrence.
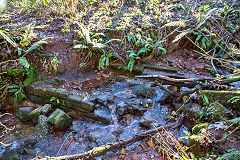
[0,72,188,160]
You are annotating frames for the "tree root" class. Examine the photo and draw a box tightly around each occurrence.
[40,114,184,160]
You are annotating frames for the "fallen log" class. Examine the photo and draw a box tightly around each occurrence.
[136,75,233,89]
[219,76,240,85]
[40,114,184,160]
[135,75,214,83]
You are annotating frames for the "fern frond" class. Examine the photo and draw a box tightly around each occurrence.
[161,21,187,29]
[25,39,48,53]
[172,29,192,43]
[0,30,18,47]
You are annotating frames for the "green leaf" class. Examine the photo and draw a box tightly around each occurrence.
[137,48,147,56]
[195,34,202,43]
[160,21,187,29]
[25,40,48,53]
[73,44,89,49]
[172,30,191,43]
[203,95,209,104]
[157,47,166,55]
[19,57,30,69]
[0,30,18,47]
[226,117,240,124]
[23,68,36,86]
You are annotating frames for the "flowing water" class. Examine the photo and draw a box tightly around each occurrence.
[0,73,189,160]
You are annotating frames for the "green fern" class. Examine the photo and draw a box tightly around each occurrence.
[172,29,193,43]
[161,21,187,29]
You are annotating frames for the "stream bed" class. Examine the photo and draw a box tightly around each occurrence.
[0,72,189,160]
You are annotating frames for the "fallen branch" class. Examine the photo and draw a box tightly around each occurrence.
[40,114,184,160]
[135,75,214,83]
[219,76,240,85]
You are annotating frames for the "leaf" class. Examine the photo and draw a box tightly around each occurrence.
[137,48,147,56]
[160,21,187,29]
[0,30,18,47]
[195,34,202,43]
[201,37,207,49]
[226,117,240,124]
[104,39,121,45]
[25,40,48,53]
[203,95,209,104]
[23,68,36,86]
[92,42,105,49]
[73,44,89,49]
[157,47,166,55]
[19,57,30,69]
[172,30,191,43]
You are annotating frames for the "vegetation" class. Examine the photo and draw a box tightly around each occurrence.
[0,0,240,159]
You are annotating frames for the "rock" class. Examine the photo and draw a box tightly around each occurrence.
[189,129,212,157]
[47,109,72,130]
[117,100,128,108]
[29,104,52,122]
[94,109,111,124]
[34,115,51,138]
[29,107,42,123]
[139,119,155,128]
[130,105,147,114]
[109,64,144,74]
[175,103,201,120]
[96,93,114,105]
[17,107,34,121]
[0,150,19,160]
[66,95,95,112]
[192,123,209,135]
[41,104,52,114]
[88,126,117,145]
[21,100,41,108]
[204,103,231,121]
[132,84,156,98]
[116,107,125,116]
[156,91,171,103]
[188,103,202,120]
[143,64,177,73]
[199,90,240,110]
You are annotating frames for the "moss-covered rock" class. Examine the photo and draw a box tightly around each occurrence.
[17,107,34,121]
[47,109,72,130]
[132,84,156,98]
[29,104,52,122]
[199,90,240,110]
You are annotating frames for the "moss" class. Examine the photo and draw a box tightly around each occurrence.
[7,68,26,78]
[192,123,209,135]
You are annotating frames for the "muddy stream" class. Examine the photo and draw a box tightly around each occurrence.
[0,71,190,160]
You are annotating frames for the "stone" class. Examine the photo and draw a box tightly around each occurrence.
[17,107,34,121]
[199,90,240,110]
[139,119,155,128]
[47,109,72,130]
[94,109,111,124]
[188,103,202,120]
[175,103,201,120]
[29,107,42,123]
[66,95,94,112]
[41,104,52,114]
[116,107,125,116]
[34,115,51,138]
[130,105,147,114]
[156,91,171,103]
[29,104,52,122]
[88,127,117,145]
[0,150,19,160]
[132,84,156,98]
